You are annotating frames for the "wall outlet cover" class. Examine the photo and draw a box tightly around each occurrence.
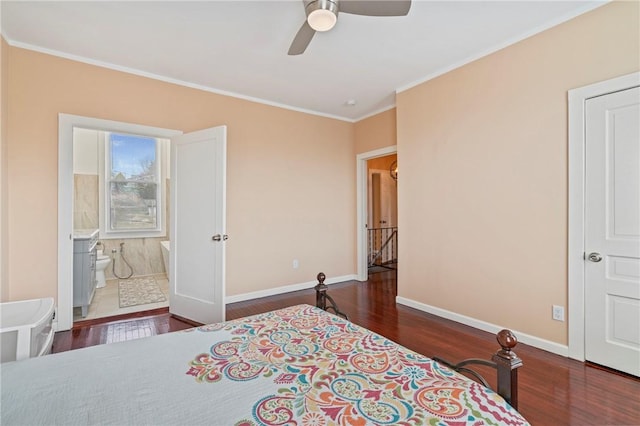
[552,305,565,321]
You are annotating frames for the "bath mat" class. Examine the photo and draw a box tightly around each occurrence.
[118,277,167,308]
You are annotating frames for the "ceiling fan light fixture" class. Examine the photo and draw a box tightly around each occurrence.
[306,0,338,32]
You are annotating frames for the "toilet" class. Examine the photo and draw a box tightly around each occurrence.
[95,250,111,289]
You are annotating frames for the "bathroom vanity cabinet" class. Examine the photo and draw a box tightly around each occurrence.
[73,229,99,318]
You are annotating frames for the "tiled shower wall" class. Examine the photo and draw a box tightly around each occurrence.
[73,174,170,279]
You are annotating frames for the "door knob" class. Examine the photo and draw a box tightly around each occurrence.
[212,234,221,241]
[587,252,603,263]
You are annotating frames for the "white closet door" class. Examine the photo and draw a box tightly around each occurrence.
[585,87,640,376]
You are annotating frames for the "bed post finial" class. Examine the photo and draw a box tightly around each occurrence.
[496,329,518,358]
[492,329,523,410]
[315,272,328,310]
[314,272,349,320]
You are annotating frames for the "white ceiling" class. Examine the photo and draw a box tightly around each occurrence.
[1,1,605,122]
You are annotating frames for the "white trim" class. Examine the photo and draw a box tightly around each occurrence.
[4,39,355,124]
[397,296,569,357]
[57,115,75,332]
[225,274,357,304]
[355,104,397,122]
[2,1,605,125]
[396,2,607,94]
[567,72,640,361]
[356,146,397,281]
[57,114,182,331]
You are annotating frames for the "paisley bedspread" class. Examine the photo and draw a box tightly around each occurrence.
[185,304,528,426]
[1,304,529,425]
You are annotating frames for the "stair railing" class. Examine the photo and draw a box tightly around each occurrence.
[367,227,398,267]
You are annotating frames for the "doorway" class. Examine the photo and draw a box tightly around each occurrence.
[356,146,397,281]
[367,154,398,275]
[58,115,228,330]
[71,127,171,322]
[58,115,182,330]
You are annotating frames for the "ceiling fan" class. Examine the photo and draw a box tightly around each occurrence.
[288,0,412,55]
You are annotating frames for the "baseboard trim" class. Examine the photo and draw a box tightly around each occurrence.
[396,296,569,357]
[226,274,357,304]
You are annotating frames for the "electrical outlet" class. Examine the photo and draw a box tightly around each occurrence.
[292,259,299,269]
[552,305,565,321]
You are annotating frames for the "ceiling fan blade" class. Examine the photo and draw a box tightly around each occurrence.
[339,0,411,16]
[288,20,316,55]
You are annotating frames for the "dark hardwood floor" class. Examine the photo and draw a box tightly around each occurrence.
[53,271,640,425]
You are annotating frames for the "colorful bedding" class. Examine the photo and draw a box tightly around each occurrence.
[1,304,529,425]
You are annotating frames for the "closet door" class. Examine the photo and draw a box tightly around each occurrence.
[584,87,640,377]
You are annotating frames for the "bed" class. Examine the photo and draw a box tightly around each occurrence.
[1,278,529,425]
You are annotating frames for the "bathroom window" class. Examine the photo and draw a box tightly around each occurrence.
[99,132,168,238]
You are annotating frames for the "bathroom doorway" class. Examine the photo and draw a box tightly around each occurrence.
[58,114,228,331]
[58,116,182,330]
[71,127,171,322]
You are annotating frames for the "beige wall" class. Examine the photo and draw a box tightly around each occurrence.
[354,108,396,154]
[3,1,638,348]
[396,1,639,344]
[1,37,8,301]
[5,46,355,302]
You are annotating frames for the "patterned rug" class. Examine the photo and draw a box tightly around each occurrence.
[118,276,167,308]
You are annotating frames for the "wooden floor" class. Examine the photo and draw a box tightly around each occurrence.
[53,271,640,425]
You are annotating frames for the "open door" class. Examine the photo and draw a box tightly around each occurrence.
[170,126,226,324]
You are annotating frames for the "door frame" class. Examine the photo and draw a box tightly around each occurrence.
[567,71,640,361]
[57,114,182,331]
[356,145,397,281]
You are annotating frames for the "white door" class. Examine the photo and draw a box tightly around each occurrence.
[379,171,398,228]
[170,126,226,325]
[585,87,640,376]
[369,169,398,228]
